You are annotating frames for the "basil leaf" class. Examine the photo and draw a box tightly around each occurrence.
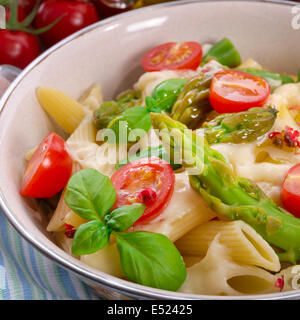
[105,204,146,232]
[71,220,111,255]
[106,106,152,143]
[150,79,188,113]
[65,168,116,221]
[116,145,182,171]
[116,231,186,291]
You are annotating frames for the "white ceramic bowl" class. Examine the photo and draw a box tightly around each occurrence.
[1,0,300,300]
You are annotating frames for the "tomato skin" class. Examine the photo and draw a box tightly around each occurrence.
[281,164,300,218]
[18,0,44,14]
[209,70,271,113]
[0,30,40,69]
[6,7,28,22]
[34,0,99,47]
[91,0,130,18]
[142,42,203,72]
[20,133,73,198]
[110,157,175,225]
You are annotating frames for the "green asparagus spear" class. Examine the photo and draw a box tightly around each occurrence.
[171,74,212,129]
[94,89,141,129]
[198,107,278,144]
[238,68,295,91]
[150,112,300,264]
[202,38,242,68]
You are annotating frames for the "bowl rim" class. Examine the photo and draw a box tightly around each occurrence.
[0,0,300,300]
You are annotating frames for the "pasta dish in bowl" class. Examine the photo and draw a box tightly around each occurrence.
[1,0,300,299]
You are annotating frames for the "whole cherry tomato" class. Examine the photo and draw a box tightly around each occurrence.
[18,0,45,14]
[34,0,99,47]
[20,132,73,198]
[91,0,131,19]
[209,70,271,113]
[0,30,40,69]
[6,6,27,22]
[142,42,203,72]
[111,157,175,225]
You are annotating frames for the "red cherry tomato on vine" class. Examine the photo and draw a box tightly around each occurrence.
[110,157,175,225]
[34,0,99,47]
[209,70,271,113]
[0,30,40,69]
[281,164,300,218]
[20,133,73,198]
[18,0,44,14]
[142,42,203,72]
[91,0,130,18]
[6,6,28,22]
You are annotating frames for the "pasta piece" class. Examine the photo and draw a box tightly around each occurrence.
[274,265,300,292]
[132,171,216,242]
[67,113,97,144]
[36,87,86,134]
[179,236,276,295]
[78,83,104,112]
[80,244,125,279]
[182,256,202,268]
[54,231,76,257]
[47,161,84,232]
[175,220,280,272]
[270,82,300,124]
[66,113,121,177]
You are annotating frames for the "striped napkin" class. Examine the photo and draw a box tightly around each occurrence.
[0,211,101,300]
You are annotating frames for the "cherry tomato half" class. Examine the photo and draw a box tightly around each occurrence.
[110,157,175,225]
[20,133,73,198]
[281,163,300,218]
[142,42,203,72]
[209,70,271,113]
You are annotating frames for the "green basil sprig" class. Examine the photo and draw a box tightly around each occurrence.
[64,168,186,291]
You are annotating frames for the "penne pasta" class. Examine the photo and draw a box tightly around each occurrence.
[175,220,280,272]
[36,87,86,134]
[80,244,125,279]
[78,83,104,112]
[179,236,276,295]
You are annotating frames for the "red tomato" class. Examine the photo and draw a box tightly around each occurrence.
[18,0,44,14]
[142,42,203,72]
[0,30,40,69]
[34,0,99,47]
[281,164,300,218]
[20,133,73,198]
[6,6,28,22]
[209,70,271,113]
[110,157,175,225]
[91,0,131,18]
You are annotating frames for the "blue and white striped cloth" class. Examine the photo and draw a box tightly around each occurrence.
[0,211,101,300]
